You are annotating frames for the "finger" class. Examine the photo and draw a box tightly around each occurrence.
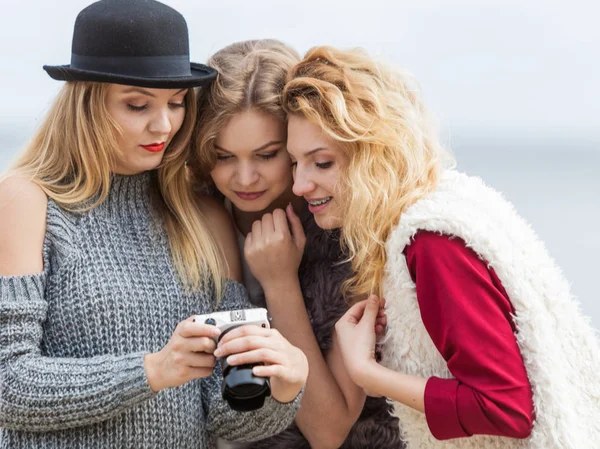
[187,336,218,354]
[217,324,272,346]
[215,335,273,358]
[358,294,381,328]
[179,319,221,339]
[340,299,370,325]
[376,315,387,328]
[188,366,216,380]
[226,348,283,367]
[286,203,306,250]
[251,219,263,240]
[252,364,284,379]
[186,352,218,369]
[272,208,292,238]
[261,213,276,234]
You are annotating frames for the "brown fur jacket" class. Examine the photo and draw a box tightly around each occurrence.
[249,214,403,449]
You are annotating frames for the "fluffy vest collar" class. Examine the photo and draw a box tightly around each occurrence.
[380,170,600,449]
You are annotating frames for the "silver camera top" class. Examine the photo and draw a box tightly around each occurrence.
[192,308,270,335]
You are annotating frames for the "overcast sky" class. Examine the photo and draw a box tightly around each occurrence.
[1,0,598,140]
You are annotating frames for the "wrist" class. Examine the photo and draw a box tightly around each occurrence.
[261,275,300,296]
[144,352,163,392]
[352,360,381,391]
[271,380,303,404]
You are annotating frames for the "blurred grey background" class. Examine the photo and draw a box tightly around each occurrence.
[1,0,598,328]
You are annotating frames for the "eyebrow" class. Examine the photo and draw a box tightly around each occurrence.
[305,147,327,156]
[122,87,187,98]
[214,140,283,154]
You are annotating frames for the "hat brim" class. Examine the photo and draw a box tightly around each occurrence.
[42,62,217,88]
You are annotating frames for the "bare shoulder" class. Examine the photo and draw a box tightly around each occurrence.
[195,194,242,282]
[0,175,48,275]
[196,194,230,222]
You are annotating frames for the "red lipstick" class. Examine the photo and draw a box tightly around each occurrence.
[141,142,165,153]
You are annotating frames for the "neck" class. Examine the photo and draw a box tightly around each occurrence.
[233,187,306,236]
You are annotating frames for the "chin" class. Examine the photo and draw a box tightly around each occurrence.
[231,197,272,213]
[314,214,343,230]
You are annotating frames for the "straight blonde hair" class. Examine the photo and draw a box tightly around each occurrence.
[283,46,453,300]
[4,81,225,297]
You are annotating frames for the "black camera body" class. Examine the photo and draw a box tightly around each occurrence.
[193,308,271,412]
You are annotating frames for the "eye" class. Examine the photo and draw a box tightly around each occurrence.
[127,104,147,112]
[216,154,233,161]
[290,161,297,168]
[169,102,185,109]
[316,162,333,169]
[258,151,279,160]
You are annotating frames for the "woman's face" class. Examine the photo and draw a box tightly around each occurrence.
[210,109,292,212]
[287,114,349,230]
[106,84,187,174]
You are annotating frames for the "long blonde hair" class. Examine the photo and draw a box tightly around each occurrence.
[282,46,452,300]
[5,81,225,297]
[190,39,299,185]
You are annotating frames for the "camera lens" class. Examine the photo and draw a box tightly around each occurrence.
[217,326,271,412]
[204,318,216,326]
[221,361,270,412]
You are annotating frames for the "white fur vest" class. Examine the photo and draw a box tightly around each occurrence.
[380,170,600,449]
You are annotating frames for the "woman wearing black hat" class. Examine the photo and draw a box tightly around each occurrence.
[0,1,307,448]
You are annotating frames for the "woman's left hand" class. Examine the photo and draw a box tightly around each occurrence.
[335,295,383,389]
[214,324,309,404]
[244,204,306,286]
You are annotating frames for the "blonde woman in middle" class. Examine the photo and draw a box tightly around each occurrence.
[190,39,402,449]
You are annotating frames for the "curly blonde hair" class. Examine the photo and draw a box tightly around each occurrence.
[190,39,299,186]
[4,82,225,297]
[282,46,453,300]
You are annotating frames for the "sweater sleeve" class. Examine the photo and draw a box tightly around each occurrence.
[0,272,156,431]
[203,280,302,442]
[404,231,533,440]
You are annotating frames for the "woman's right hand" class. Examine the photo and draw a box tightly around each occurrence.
[144,317,222,392]
[244,204,306,286]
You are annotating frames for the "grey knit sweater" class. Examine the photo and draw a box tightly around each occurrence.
[0,172,301,448]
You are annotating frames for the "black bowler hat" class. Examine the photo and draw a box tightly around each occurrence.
[43,0,216,88]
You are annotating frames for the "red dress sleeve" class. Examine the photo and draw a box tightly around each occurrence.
[404,231,534,440]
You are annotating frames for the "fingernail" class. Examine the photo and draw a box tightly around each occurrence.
[226,355,236,364]
[214,349,222,357]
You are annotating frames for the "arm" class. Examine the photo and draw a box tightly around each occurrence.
[337,231,534,441]
[245,206,365,449]
[407,231,533,440]
[202,280,304,442]
[0,177,155,431]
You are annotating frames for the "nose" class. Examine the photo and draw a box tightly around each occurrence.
[148,109,172,136]
[235,161,260,187]
[292,165,315,197]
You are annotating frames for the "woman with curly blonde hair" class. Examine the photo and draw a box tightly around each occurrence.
[282,46,600,449]
[190,39,401,449]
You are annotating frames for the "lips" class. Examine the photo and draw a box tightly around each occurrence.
[235,190,266,201]
[141,142,165,153]
[307,196,333,214]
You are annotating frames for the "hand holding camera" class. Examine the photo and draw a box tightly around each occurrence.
[144,318,222,393]
[214,322,308,406]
